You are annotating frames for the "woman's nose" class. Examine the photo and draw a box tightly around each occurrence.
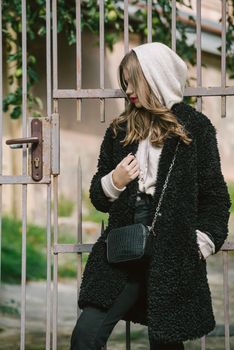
[126,83,133,95]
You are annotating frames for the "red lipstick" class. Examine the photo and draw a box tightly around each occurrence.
[130,97,138,103]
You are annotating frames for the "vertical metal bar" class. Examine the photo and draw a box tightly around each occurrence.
[52,176,59,350]
[147,0,152,43]
[99,0,105,122]
[223,251,230,350]
[46,1,52,348]
[46,185,52,350]
[196,0,202,112]
[0,189,1,287]
[171,0,176,51]
[22,0,27,174]
[123,1,129,111]
[46,0,52,121]
[21,187,27,350]
[126,321,131,350]
[100,222,107,348]
[221,0,227,118]
[52,2,59,349]
[124,0,129,55]
[52,0,58,92]
[101,214,106,348]
[0,0,3,287]
[76,158,82,319]
[76,0,82,121]
[0,0,2,173]
[46,7,53,345]
[21,1,27,349]
[200,336,206,350]
[52,0,59,115]
[101,218,107,350]
[51,113,60,175]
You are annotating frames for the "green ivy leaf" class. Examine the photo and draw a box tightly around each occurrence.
[11,106,21,119]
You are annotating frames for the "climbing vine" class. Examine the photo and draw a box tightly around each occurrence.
[2,0,234,119]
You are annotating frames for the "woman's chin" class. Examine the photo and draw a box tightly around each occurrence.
[133,102,142,108]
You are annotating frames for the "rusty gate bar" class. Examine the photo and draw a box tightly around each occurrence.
[54,241,234,255]
[147,0,152,43]
[124,0,129,54]
[123,0,129,115]
[76,0,82,121]
[123,1,131,347]
[52,0,58,94]
[196,2,205,347]
[196,0,202,112]
[223,251,230,350]
[53,86,234,98]
[171,0,176,51]
[0,176,51,184]
[46,0,52,120]
[221,0,227,119]
[46,0,53,347]
[20,1,27,349]
[51,126,60,349]
[123,2,131,347]
[52,175,59,350]
[52,1,59,350]
[99,0,105,123]
[0,0,3,287]
[76,158,82,320]
[46,184,52,350]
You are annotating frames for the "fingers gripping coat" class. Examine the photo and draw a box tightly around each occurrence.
[78,102,231,343]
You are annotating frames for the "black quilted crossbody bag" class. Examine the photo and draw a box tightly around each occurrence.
[105,140,180,264]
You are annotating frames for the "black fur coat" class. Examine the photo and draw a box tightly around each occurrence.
[78,102,231,343]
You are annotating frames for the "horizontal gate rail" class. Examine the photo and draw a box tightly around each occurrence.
[53,86,234,99]
[53,240,234,254]
[0,175,51,184]
[54,243,92,254]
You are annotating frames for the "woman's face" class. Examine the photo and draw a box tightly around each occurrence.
[123,69,142,108]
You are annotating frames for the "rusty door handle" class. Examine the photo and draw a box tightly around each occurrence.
[6,136,39,148]
[5,119,43,181]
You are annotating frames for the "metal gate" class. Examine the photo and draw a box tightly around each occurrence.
[0,1,233,350]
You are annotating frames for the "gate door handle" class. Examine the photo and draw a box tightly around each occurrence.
[6,136,39,148]
[5,119,43,181]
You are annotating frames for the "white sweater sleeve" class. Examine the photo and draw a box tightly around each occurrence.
[101,170,126,202]
[196,229,215,259]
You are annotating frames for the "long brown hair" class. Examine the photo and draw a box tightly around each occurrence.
[111,50,192,147]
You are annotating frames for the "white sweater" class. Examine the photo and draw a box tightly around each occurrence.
[101,138,215,260]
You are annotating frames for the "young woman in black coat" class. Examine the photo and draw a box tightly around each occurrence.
[70,42,231,350]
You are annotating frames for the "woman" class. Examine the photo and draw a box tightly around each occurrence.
[70,42,231,350]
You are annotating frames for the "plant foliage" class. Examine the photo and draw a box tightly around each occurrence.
[1,215,86,283]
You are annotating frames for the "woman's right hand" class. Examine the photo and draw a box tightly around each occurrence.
[112,153,140,189]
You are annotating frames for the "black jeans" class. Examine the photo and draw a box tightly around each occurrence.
[70,192,184,350]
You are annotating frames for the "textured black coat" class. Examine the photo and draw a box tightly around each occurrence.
[78,102,231,343]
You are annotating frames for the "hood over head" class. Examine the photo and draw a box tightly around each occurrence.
[132,42,188,109]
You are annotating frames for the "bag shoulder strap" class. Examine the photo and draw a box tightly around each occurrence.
[150,139,181,236]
